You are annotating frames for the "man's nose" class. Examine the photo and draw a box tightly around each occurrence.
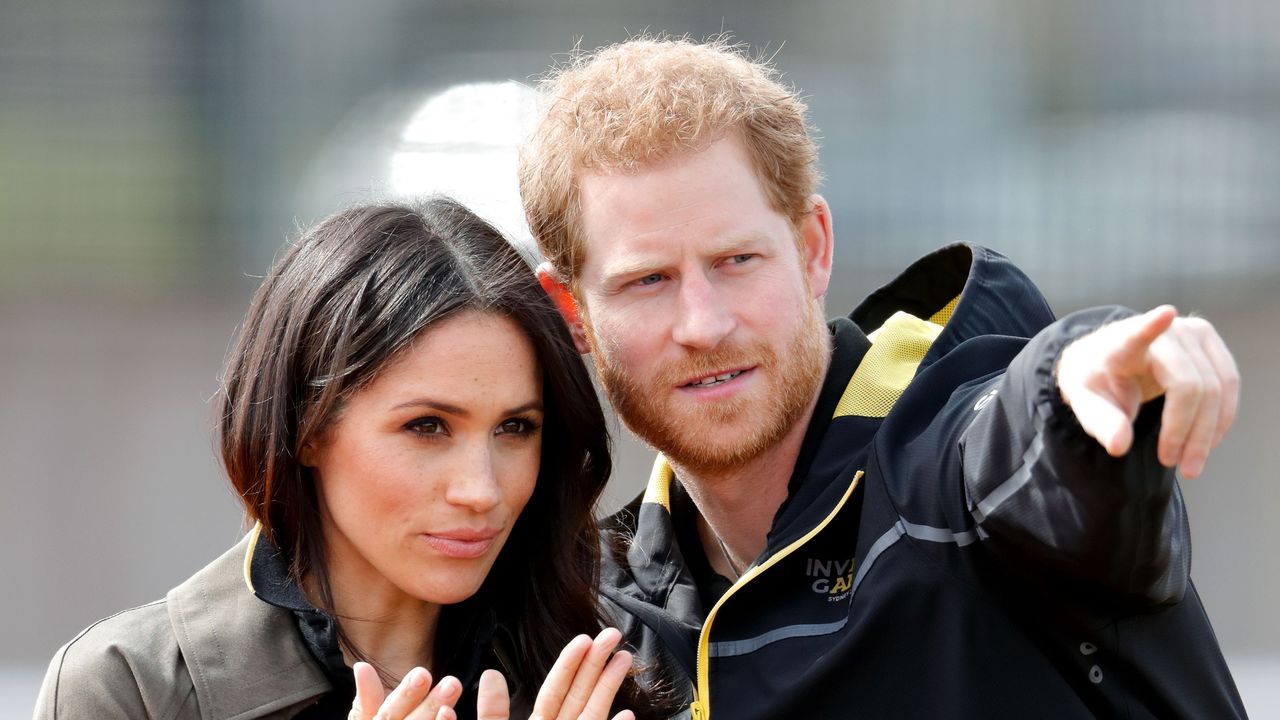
[670,272,736,351]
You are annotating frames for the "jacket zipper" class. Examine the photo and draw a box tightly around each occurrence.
[689,470,864,720]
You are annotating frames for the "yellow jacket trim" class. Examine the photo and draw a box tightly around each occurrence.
[643,455,674,511]
[690,470,864,720]
[242,521,263,594]
[834,311,945,419]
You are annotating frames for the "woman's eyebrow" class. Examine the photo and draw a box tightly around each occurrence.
[390,398,544,416]
[502,400,544,416]
[390,398,469,416]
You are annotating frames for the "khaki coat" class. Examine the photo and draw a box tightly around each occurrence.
[34,534,332,719]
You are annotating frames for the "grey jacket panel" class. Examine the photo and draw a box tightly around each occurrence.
[34,534,332,720]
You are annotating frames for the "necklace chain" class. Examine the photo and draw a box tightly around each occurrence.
[715,533,746,580]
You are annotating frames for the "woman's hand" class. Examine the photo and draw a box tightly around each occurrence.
[477,628,636,720]
[349,662,464,720]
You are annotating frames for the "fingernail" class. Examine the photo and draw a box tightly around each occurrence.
[410,668,428,688]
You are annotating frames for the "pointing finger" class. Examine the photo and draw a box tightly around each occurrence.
[1117,305,1178,357]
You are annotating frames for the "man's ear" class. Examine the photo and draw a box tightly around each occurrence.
[536,261,590,354]
[798,194,835,299]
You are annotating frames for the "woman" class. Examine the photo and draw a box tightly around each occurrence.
[35,199,642,719]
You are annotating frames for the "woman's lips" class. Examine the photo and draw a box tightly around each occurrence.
[421,529,499,559]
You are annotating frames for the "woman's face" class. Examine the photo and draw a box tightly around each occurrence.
[304,310,543,606]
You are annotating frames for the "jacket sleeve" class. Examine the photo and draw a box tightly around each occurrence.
[957,306,1190,609]
[33,605,198,719]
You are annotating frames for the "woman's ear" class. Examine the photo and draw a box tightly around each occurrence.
[298,436,320,469]
[537,261,590,354]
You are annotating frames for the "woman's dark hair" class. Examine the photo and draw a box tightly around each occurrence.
[216,198,638,711]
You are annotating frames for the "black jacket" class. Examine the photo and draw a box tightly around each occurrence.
[601,245,1246,719]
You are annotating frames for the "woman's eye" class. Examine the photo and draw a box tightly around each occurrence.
[495,418,539,436]
[406,417,447,436]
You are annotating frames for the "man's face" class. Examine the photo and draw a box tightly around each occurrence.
[574,134,833,474]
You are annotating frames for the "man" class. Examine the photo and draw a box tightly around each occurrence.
[519,37,1246,718]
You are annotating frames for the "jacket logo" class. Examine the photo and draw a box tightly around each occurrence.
[806,557,856,601]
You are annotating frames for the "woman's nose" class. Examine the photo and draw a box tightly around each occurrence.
[443,443,502,513]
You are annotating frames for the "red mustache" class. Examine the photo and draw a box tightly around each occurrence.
[655,344,772,388]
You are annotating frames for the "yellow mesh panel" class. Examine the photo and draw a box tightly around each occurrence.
[929,294,961,325]
[834,311,944,418]
[643,455,674,511]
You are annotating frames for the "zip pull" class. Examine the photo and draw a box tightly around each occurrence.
[690,697,708,720]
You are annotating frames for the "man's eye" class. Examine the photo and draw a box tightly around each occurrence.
[635,273,664,287]
[729,253,754,264]
[406,417,447,436]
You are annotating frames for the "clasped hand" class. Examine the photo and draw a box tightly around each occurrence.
[1056,305,1239,478]
[348,628,635,720]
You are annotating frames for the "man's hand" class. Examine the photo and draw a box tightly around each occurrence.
[1055,305,1239,479]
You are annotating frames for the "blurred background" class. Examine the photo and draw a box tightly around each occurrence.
[2,0,1277,715]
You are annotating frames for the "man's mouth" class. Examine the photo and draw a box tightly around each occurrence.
[682,369,747,388]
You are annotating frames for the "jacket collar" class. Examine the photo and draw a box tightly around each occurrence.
[852,244,1057,371]
[244,524,352,690]
[166,530,330,720]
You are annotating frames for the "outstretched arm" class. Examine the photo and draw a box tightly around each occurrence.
[958,305,1239,607]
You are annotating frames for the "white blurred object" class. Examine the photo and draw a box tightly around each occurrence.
[390,81,543,264]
